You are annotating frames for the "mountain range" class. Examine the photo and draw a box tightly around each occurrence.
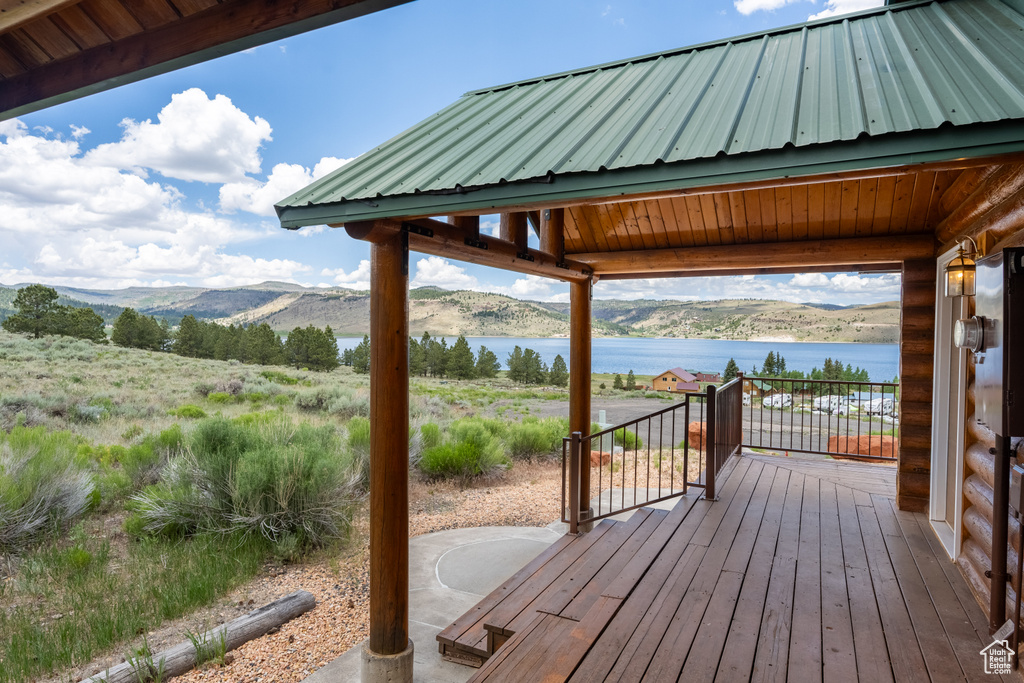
[0,282,899,343]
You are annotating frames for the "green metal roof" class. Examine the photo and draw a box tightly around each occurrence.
[277,0,1024,228]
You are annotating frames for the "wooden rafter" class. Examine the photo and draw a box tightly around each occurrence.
[341,217,592,283]
[0,0,410,119]
[0,0,78,34]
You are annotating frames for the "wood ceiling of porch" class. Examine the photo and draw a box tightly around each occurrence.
[563,167,977,256]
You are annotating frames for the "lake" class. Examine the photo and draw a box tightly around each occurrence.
[337,336,900,383]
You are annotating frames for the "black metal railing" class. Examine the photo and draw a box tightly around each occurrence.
[707,378,743,500]
[739,373,899,462]
[561,379,742,533]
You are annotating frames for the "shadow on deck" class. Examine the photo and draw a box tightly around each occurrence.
[437,453,1010,682]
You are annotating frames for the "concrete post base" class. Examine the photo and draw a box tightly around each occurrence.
[360,639,414,683]
[579,506,596,533]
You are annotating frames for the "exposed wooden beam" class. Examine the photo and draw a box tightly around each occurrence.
[572,235,936,275]
[595,262,902,280]
[936,163,1024,244]
[343,218,592,282]
[0,0,77,33]
[500,212,529,254]
[0,0,410,120]
[540,208,565,260]
[448,215,479,242]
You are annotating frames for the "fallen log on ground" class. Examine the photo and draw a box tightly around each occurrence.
[84,589,316,683]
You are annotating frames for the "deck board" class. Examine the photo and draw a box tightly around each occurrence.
[446,452,1003,682]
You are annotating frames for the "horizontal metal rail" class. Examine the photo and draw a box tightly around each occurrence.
[739,373,899,462]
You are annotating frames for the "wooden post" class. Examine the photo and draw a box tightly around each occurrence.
[369,230,410,657]
[500,212,529,255]
[570,277,592,526]
[540,208,564,259]
[897,258,936,512]
[449,215,480,243]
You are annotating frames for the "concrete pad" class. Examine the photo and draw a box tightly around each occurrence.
[303,525,561,683]
[436,538,554,596]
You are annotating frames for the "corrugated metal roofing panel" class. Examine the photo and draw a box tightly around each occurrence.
[278,0,1024,221]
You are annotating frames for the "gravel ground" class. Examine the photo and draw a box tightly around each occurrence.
[69,460,564,683]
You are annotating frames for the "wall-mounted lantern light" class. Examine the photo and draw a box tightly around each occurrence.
[945,237,978,298]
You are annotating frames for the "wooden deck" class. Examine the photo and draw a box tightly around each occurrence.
[437,453,1013,682]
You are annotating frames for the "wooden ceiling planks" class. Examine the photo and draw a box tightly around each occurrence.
[563,169,970,257]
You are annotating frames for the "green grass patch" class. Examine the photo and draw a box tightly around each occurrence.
[0,530,265,683]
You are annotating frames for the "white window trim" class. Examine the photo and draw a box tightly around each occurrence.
[930,246,968,560]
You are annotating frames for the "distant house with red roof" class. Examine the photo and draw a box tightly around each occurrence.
[695,372,722,383]
[651,367,700,393]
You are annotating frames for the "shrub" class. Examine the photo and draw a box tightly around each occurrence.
[132,416,365,551]
[206,392,236,404]
[170,404,207,419]
[613,427,643,450]
[0,426,94,554]
[326,391,369,419]
[294,387,340,412]
[419,419,509,483]
[504,417,568,459]
[260,370,299,385]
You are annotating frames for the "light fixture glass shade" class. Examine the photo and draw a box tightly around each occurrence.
[945,246,976,297]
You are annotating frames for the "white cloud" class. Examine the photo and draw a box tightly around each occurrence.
[808,0,883,20]
[507,275,555,298]
[322,260,371,290]
[593,270,900,306]
[70,125,90,140]
[0,111,314,289]
[734,0,806,15]
[790,273,830,287]
[219,156,351,216]
[481,219,500,238]
[0,119,27,138]
[411,256,479,289]
[85,88,272,183]
[828,272,900,294]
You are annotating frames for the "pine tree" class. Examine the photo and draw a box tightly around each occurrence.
[2,284,60,338]
[548,354,568,387]
[111,308,141,348]
[305,325,339,372]
[475,346,500,378]
[625,369,637,390]
[723,358,739,381]
[763,351,777,376]
[352,335,370,374]
[447,335,476,379]
[522,348,546,384]
[173,315,203,357]
[409,337,425,376]
[63,306,106,343]
[613,373,624,390]
[507,346,525,383]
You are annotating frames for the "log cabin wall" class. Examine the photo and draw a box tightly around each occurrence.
[943,170,1024,627]
[899,259,936,512]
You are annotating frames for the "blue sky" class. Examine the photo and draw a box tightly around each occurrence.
[0,0,898,305]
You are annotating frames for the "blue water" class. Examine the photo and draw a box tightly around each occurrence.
[337,336,899,383]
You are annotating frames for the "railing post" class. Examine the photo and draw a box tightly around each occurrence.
[568,431,582,535]
[705,384,718,501]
